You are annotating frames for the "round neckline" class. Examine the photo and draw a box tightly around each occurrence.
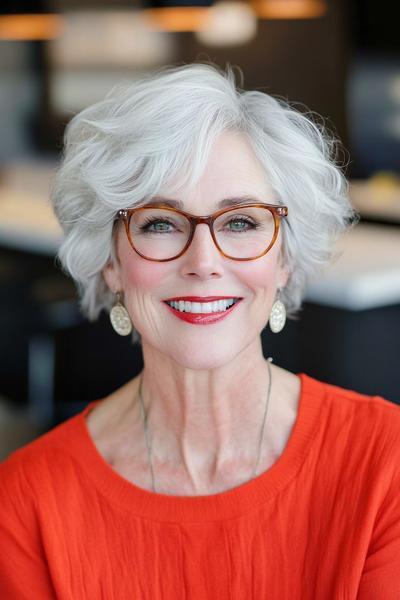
[67,372,324,523]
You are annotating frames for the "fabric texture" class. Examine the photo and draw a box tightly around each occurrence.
[0,372,399,599]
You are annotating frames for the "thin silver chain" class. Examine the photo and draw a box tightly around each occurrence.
[138,357,273,493]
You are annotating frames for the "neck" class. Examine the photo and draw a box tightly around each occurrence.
[138,338,273,489]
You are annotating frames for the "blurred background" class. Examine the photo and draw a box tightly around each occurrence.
[0,0,399,458]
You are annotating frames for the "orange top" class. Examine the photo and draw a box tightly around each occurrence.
[1,373,400,599]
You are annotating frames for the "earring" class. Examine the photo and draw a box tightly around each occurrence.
[269,289,286,333]
[110,291,132,336]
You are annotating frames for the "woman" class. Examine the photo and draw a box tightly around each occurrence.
[1,63,399,598]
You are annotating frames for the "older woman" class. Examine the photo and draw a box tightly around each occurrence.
[1,63,399,599]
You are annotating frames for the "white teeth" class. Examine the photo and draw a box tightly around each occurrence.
[167,299,237,314]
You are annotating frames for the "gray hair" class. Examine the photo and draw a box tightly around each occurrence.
[50,62,358,342]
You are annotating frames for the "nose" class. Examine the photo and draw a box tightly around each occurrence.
[179,223,224,280]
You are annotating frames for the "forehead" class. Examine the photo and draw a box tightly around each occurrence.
[158,131,275,212]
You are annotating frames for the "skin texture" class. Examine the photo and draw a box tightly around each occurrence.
[91,131,301,496]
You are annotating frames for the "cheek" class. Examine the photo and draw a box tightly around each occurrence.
[241,262,276,289]
[122,260,164,291]
[237,247,281,294]
[116,234,168,293]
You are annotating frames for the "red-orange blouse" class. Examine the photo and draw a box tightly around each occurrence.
[1,373,399,599]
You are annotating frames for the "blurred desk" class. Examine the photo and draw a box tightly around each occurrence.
[0,189,61,255]
[350,179,400,224]
[305,223,400,310]
[298,221,400,402]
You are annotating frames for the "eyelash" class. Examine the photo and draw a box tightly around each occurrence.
[139,216,259,233]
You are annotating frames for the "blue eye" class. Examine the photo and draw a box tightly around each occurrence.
[224,217,258,232]
[140,218,175,233]
[229,219,253,231]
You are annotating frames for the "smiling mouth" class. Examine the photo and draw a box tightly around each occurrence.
[164,298,242,314]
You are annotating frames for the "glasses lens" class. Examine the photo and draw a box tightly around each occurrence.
[214,206,276,259]
[129,208,190,259]
[128,206,276,260]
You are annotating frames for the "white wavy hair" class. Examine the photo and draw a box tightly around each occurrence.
[51,62,358,343]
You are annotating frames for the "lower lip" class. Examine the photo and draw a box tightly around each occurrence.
[163,300,242,325]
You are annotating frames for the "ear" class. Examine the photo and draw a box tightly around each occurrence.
[102,259,122,294]
[275,235,290,290]
[276,263,290,291]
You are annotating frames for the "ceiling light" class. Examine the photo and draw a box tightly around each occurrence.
[0,1,62,41]
[0,13,62,40]
[142,0,212,32]
[195,1,257,46]
[251,0,327,20]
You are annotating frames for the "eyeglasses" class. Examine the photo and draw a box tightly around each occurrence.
[116,203,288,262]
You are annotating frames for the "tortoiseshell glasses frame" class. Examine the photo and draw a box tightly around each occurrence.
[116,203,289,262]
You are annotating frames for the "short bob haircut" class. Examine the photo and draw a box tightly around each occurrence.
[51,62,358,343]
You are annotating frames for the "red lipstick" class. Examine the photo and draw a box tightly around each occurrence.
[164,296,240,302]
[163,297,242,325]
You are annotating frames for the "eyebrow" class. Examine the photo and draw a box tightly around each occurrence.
[142,195,266,209]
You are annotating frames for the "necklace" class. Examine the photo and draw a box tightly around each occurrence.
[137,357,273,494]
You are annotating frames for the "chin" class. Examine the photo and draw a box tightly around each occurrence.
[173,354,231,371]
[141,323,259,370]
[162,335,247,371]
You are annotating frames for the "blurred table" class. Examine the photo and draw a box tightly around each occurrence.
[306,223,400,310]
[0,161,61,255]
[350,179,400,224]
[0,188,61,255]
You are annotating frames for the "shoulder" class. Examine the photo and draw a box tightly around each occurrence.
[0,409,84,501]
[303,371,400,418]
[0,378,139,503]
[301,371,400,457]
[303,372,400,484]
[325,379,400,459]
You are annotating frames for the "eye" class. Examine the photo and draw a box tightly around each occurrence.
[224,216,258,232]
[140,218,176,233]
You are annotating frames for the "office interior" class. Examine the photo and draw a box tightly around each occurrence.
[0,0,399,458]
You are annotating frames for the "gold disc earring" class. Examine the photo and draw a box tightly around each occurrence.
[110,292,132,336]
[269,288,286,333]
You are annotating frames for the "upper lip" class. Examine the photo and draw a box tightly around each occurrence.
[164,296,242,302]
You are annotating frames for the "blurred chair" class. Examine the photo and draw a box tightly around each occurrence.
[27,274,141,429]
[27,275,81,426]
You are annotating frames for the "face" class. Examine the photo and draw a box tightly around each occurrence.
[103,131,289,370]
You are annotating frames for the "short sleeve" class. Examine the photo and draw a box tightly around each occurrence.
[0,455,57,599]
[357,469,400,599]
